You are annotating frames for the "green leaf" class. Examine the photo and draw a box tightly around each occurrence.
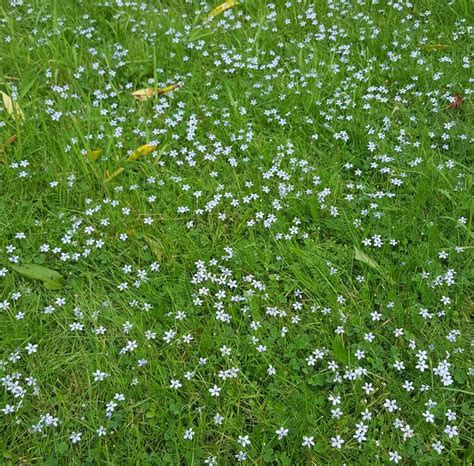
[144,235,163,261]
[56,442,68,455]
[354,247,382,272]
[354,246,393,283]
[263,448,274,462]
[332,336,348,363]
[11,264,64,290]
[309,373,327,386]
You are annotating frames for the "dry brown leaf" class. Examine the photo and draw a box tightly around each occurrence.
[447,93,463,110]
[7,134,17,144]
[131,88,155,101]
[1,91,24,122]
[131,83,181,101]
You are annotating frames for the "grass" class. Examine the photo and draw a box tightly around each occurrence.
[0,0,473,464]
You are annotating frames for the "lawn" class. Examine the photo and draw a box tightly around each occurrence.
[0,0,473,464]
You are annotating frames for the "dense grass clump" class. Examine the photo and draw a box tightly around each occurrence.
[0,0,472,464]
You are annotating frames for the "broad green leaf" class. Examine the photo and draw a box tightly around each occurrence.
[144,235,163,261]
[12,264,64,290]
[354,246,383,274]
[332,336,348,363]
[42,278,64,290]
[354,247,394,284]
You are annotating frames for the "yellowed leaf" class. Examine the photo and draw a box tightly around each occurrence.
[87,149,101,161]
[131,83,181,101]
[158,83,181,95]
[105,167,124,182]
[127,144,156,162]
[207,0,237,21]
[104,144,157,182]
[1,91,24,122]
[421,43,449,51]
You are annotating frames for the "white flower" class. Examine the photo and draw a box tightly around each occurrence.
[302,436,314,448]
[25,343,38,354]
[389,451,401,463]
[444,425,458,438]
[238,435,251,447]
[70,431,82,443]
[209,384,221,397]
[1,404,15,414]
[331,435,345,448]
[422,410,434,423]
[432,440,445,454]
[384,399,398,412]
[183,428,195,440]
[402,380,414,392]
[169,379,182,389]
[92,370,110,382]
[276,427,288,439]
[363,382,374,394]
[446,409,457,421]
[235,451,247,462]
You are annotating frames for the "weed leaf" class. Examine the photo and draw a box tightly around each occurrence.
[12,264,64,290]
[144,235,163,261]
[332,337,348,363]
[354,246,384,275]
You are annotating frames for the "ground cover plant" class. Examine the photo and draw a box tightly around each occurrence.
[0,0,473,464]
